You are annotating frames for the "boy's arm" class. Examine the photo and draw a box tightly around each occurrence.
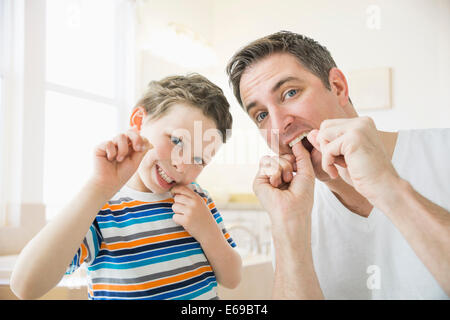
[196,224,242,289]
[10,181,113,299]
[171,185,242,289]
[10,129,151,299]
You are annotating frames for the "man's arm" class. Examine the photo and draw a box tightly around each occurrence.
[314,117,450,296]
[375,177,450,296]
[271,216,323,299]
[253,142,324,299]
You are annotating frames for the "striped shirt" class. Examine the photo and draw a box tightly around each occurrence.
[66,182,236,300]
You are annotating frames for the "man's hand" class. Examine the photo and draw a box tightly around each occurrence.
[91,127,152,196]
[254,135,324,299]
[309,116,400,205]
[253,141,315,233]
[171,185,219,243]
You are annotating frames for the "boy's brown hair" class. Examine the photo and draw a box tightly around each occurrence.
[136,73,232,142]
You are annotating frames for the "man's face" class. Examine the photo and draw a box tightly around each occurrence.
[239,52,351,181]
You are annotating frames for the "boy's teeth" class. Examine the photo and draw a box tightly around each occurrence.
[289,132,310,148]
[158,167,173,183]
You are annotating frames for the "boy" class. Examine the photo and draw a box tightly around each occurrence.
[11,73,242,300]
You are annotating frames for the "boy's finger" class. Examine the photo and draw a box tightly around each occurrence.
[172,211,186,226]
[140,136,153,152]
[114,134,130,162]
[105,141,118,161]
[126,128,149,152]
[170,185,194,197]
[173,194,190,205]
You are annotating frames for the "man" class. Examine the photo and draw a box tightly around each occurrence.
[226,31,450,299]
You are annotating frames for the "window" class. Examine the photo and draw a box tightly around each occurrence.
[44,0,135,219]
[0,0,8,226]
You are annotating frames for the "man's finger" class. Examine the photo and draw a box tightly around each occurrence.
[289,139,315,193]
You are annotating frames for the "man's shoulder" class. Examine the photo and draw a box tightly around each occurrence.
[398,127,450,141]
[395,128,450,156]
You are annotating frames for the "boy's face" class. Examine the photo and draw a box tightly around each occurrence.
[129,103,222,193]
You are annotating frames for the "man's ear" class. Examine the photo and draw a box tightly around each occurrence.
[130,106,146,130]
[328,68,350,107]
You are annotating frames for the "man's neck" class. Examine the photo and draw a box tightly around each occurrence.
[323,130,399,218]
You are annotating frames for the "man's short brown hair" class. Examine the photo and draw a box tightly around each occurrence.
[226,31,338,108]
[135,73,232,142]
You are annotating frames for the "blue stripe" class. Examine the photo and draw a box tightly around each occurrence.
[98,213,174,229]
[97,207,173,222]
[154,276,217,300]
[96,237,197,258]
[90,225,100,258]
[89,248,205,271]
[99,202,173,217]
[171,280,218,300]
[93,242,201,264]
[91,272,216,299]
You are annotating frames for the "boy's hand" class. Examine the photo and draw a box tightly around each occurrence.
[91,127,152,196]
[171,185,219,243]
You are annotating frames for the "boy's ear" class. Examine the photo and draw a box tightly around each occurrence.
[130,106,146,131]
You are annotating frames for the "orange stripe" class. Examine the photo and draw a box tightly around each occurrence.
[92,265,213,292]
[208,202,215,210]
[101,198,174,211]
[80,243,88,264]
[103,231,191,251]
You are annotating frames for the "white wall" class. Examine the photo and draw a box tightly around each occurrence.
[137,0,450,195]
[212,0,450,130]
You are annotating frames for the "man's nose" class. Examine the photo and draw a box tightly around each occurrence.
[270,107,294,134]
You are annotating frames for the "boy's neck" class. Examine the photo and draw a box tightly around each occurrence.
[126,173,154,193]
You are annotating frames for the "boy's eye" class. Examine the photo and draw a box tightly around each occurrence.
[284,89,298,99]
[193,157,203,165]
[171,136,183,147]
[255,111,268,123]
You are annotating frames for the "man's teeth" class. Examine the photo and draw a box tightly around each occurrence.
[289,132,310,148]
[157,166,174,184]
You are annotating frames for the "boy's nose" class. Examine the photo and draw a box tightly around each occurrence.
[172,156,186,173]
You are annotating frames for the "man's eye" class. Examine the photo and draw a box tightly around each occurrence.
[255,111,268,123]
[193,157,203,165]
[284,89,297,99]
[171,136,183,147]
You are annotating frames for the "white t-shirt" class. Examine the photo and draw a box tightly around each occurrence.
[276,128,450,299]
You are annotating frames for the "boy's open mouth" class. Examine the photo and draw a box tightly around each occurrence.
[156,164,176,187]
